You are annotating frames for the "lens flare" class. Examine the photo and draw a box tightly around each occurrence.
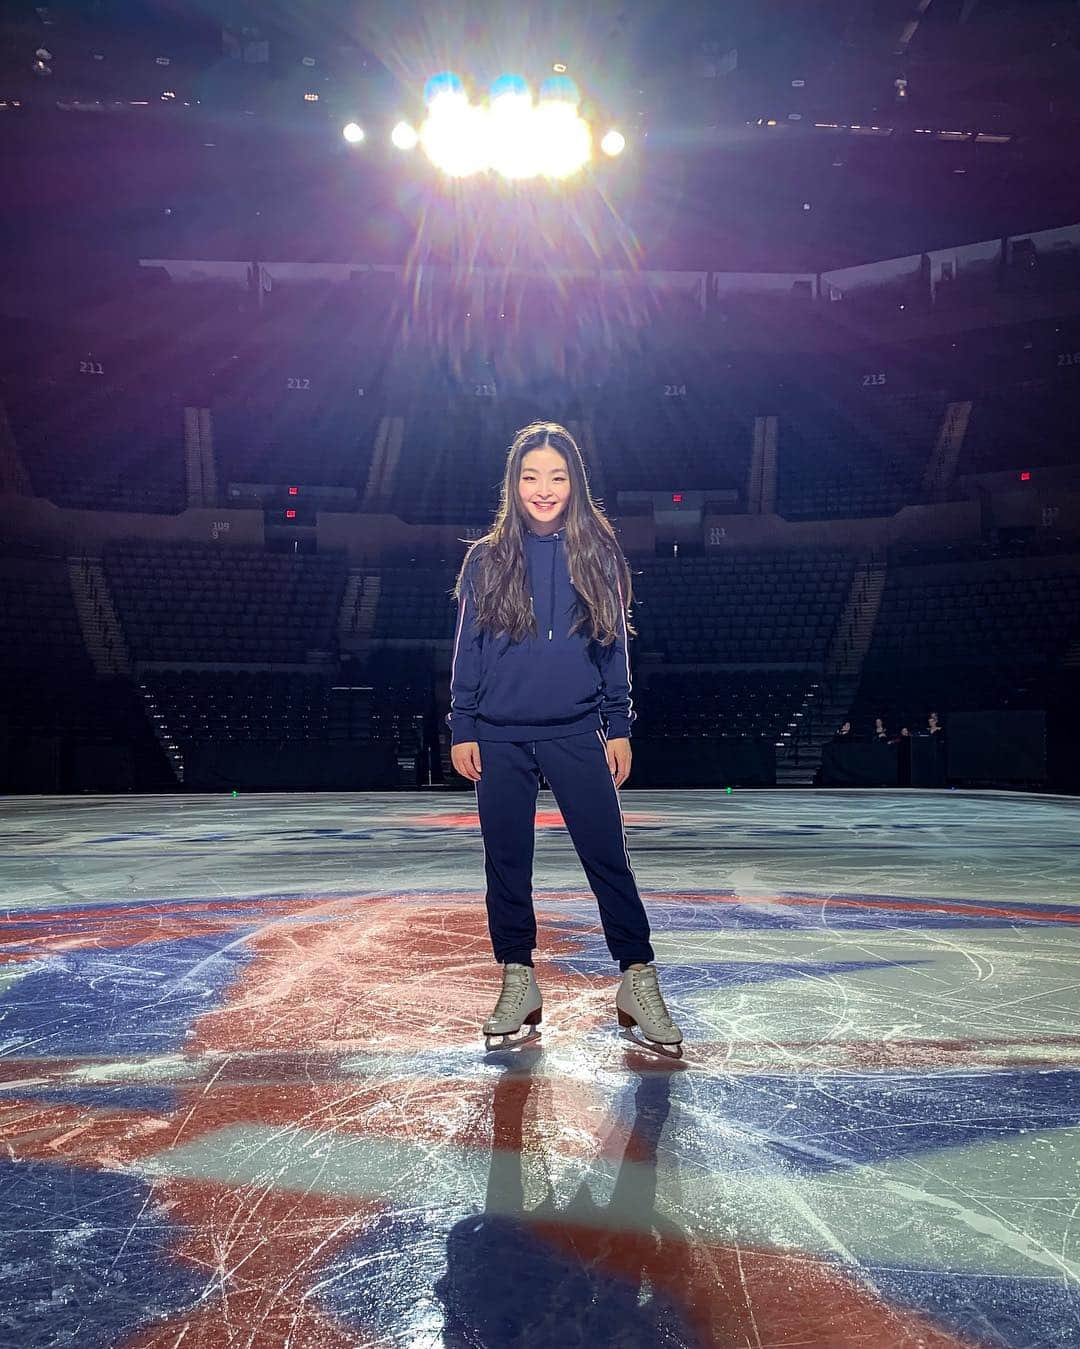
[423,71,464,105]
[487,90,538,179]
[412,73,600,179]
[539,74,579,105]
[419,100,487,177]
[489,73,529,102]
[391,121,419,150]
[600,129,626,156]
[535,101,592,178]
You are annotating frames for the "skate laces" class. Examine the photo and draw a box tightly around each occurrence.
[632,968,674,1027]
[493,965,532,1016]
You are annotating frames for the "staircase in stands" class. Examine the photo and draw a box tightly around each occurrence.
[68,555,185,783]
[775,556,888,785]
[68,557,131,678]
[338,570,381,645]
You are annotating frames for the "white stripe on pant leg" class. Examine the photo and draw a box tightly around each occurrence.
[596,728,639,885]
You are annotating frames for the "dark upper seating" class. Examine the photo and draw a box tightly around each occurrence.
[777,393,942,520]
[212,389,383,489]
[5,383,186,514]
[592,379,752,496]
[960,382,1080,476]
[386,394,494,524]
[104,544,348,663]
[632,551,855,664]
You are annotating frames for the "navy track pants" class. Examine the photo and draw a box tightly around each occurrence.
[474,728,655,971]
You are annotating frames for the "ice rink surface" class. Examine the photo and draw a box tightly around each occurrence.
[1,788,1078,1348]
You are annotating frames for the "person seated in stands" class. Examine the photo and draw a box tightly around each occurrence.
[873,717,889,742]
[926,711,944,739]
[895,725,913,786]
[833,719,857,743]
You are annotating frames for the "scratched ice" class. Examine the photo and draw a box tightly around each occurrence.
[0,788,1077,1347]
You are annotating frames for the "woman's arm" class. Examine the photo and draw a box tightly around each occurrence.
[597,568,636,740]
[447,553,484,745]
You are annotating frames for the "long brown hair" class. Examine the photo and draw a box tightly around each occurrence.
[451,421,637,646]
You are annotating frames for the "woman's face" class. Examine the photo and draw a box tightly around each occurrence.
[875,719,884,731]
[841,721,851,734]
[519,447,570,534]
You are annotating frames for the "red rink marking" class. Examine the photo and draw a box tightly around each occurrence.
[118,1180,387,1349]
[1,882,1073,970]
[183,899,602,1056]
[531,1220,979,1349]
[0,895,341,963]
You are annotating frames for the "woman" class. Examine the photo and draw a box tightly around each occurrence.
[447,421,682,1056]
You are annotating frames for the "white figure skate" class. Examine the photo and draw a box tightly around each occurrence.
[483,963,543,1051]
[616,965,683,1058]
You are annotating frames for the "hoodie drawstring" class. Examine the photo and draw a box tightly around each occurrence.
[549,540,556,640]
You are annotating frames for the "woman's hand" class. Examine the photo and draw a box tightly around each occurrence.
[451,741,483,781]
[606,736,631,788]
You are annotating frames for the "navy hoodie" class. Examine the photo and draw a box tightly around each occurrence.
[446,528,636,745]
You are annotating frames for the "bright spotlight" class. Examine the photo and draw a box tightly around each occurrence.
[424,71,464,105]
[600,129,626,156]
[391,120,419,150]
[420,100,487,177]
[488,88,539,179]
[539,74,579,105]
[490,74,529,102]
[342,122,365,144]
[534,101,592,178]
[411,71,603,179]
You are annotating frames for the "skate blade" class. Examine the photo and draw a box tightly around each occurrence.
[618,1025,684,1061]
[484,1025,542,1053]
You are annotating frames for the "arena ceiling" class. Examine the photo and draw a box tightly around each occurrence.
[1,1,1080,272]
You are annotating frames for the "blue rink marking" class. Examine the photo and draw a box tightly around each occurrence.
[8,1085,179,1114]
[667,1068,1080,1172]
[0,1161,203,1349]
[867,1265,1080,1349]
[0,932,256,1058]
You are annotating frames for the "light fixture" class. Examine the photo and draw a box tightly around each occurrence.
[391,120,419,150]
